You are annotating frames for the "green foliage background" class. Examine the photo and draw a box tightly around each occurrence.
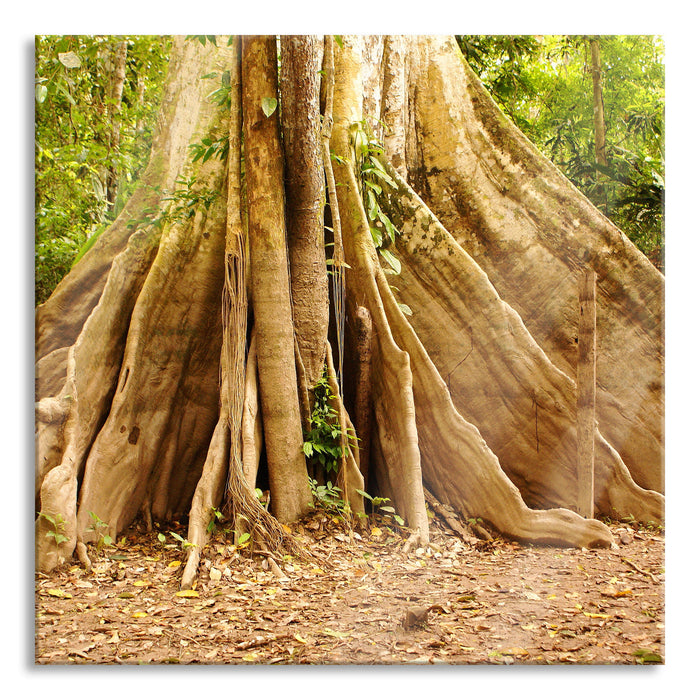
[34,35,171,304]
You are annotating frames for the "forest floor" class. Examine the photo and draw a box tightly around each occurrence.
[35,507,664,666]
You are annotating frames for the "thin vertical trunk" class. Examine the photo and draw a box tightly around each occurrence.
[279,35,328,397]
[241,35,312,523]
[577,269,597,519]
[590,37,608,214]
[590,37,607,168]
[104,40,128,206]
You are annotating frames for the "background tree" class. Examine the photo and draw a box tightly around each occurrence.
[35,35,664,584]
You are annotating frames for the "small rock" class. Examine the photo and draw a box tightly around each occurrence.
[403,606,429,629]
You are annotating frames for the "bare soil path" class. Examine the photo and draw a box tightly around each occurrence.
[35,511,664,665]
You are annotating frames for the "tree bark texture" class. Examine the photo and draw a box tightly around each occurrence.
[279,35,328,394]
[35,35,664,575]
[241,35,312,524]
[577,269,597,519]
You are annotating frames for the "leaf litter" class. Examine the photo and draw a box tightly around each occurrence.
[35,510,664,665]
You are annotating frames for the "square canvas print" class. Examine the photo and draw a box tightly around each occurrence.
[35,34,664,665]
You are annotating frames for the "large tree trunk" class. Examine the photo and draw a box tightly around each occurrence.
[241,36,312,523]
[279,35,328,399]
[35,34,664,576]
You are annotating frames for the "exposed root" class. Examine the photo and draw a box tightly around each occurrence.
[75,540,92,572]
[377,159,663,527]
[324,341,364,515]
[241,331,262,490]
[363,215,611,547]
[424,487,480,545]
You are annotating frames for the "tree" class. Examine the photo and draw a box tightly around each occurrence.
[35,35,664,583]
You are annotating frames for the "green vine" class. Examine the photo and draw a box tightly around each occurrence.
[302,369,355,475]
[351,119,402,275]
[351,120,412,316]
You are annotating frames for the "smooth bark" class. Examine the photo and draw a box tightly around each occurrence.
[241,35,311,523]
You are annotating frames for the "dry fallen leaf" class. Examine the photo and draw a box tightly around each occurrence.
[47,589,72,599]
[175,590,199,598]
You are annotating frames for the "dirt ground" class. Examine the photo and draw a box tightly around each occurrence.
[35,508,664,666]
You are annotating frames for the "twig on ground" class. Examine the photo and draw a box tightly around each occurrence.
[235,632,290,651]
[622,557,659,583]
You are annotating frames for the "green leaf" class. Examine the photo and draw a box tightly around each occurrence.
[632,649,663,664]
[55,82,76,106]
[397,302,413,316]
[366,189,379,220]
[261,97,278,118]
[369,227,383,248]
[377,209,397,243]
[237,532,251,545]
[379,247,401,275]
[333,36,344,49]
[35,84,48,103]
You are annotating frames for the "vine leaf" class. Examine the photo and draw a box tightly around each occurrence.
[261,97,278,118]
[379,247,401,275]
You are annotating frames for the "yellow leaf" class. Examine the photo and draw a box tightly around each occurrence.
[323,628,350,639]
[281,523,292,533]
[168,561,181,568]
[132,611,148,618]
[503,647,529,657]
[294,634,308,644]
[583,612,610,619]
[47,589,72,599]
[371,527,383,537]
[133,580,150,587]
[176,590,199,598]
